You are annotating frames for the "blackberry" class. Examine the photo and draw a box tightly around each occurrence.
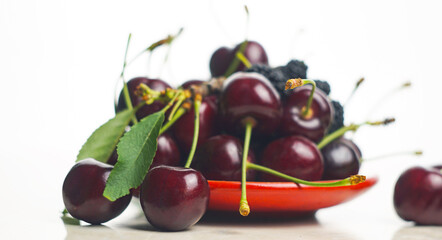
[280,60,307,79]
[245,60,308,99]
[327,100,344,134]
[245,64,286,97]
[314,80,331,95]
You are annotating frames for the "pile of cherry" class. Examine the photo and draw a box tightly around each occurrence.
[62,40,441,231]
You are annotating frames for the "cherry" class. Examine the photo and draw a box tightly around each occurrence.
[210,41,268,77]
[320,137,361,180]
[116,77,171,120]
[260,136,324,181]
[173,86,219,153]
[140,166,210,231]
[193,134,256,181]
[220,72,281,216]
[394,165,442,225]
[62,159,132,224]
[107,133,181,168]
[281,85,333,142]
[220,72,282,136]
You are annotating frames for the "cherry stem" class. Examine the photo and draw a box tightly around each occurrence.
[119,34,138,125]
[168,95,185,121]
[184,97,202,168]
[344,77,365,108]
[239,118,254,216]
[247,163,366,186]
[224,40,248,77]
[126,28,184,66]
[301,79,316,117]
[285,79,316,118]
[244,5,250,41]
[317,118,395,149]
[159,107,186,135]
[159,91,180,114]
[236,52,252,68]
[361,150,423,163]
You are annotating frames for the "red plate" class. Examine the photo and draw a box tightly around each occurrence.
[207,177,377,216]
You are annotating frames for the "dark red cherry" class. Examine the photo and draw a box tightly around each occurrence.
[193,134,256,181]
[140,166,210,231]
[260,136,324,181]
[173,97,218,154]
[320,138,361,180]
[107,133,181,168]
[394,165,442,225]
[210,41,268,77]
[281,86,333,142]
[180,80,205,90]
[116,77,171,120]
[62,159,132,224]
[220,72,282,136]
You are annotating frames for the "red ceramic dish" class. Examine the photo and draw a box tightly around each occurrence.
[207,177,377,216]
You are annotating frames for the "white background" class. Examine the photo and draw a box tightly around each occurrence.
[1,0,441,239]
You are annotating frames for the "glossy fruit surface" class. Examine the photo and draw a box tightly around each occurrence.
[116,77,171,120]
[260,136,324,181]
[393,166,442,225]
[173,96,218,153]
[210,41,268,77]
[62,158,132,224]
[140,166,210,231]
[193,134,256,181]
[220,72,282,136]
[281,86,333,142]
[321,138,360,180]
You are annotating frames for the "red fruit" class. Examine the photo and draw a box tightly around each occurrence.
[394,166,442,225]
[140,166,210,231]
[62,159,132,224]
[260,136,324,181]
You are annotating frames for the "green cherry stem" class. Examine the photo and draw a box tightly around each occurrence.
[247,163,366,186]
[285,78,316,118]
[184,97,202,168]
[159,107,187,135]
[239,117,255,216]
[224,40,248,77]
[344,77,365,108]
[361,150,423,163]
[317,118,396,149]
[236,52,252,68]
[119,34,138,125]
[126,28,184,66]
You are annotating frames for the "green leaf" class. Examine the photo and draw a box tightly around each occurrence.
[103,111,165,201]
[76,109,135,163]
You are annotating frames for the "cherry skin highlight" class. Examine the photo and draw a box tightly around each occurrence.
[321,138,361,180]
[62,158,132,224]
[210,41,268,77]
[116,77,171,120]
[281,86,333,142]
[193,134,256,181]
[260,136,324,181]
[393,165,442,225]
[140,166,210,231]
[220,72,282,136]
